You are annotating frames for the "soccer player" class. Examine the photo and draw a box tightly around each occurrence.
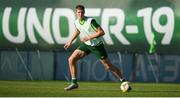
[64,5,131,91]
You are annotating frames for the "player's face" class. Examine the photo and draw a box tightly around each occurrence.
[76,9,85,20]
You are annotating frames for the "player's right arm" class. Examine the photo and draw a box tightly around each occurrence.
[64,28,80,50]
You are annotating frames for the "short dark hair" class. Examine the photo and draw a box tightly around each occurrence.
[75,5,85,11]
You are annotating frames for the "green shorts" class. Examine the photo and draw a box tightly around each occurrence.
[77,42,108,60]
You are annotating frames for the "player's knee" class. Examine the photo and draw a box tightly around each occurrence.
[101,61,112,70]
[105,66,110,70]
[105,64,116,71]
[68,57,76,65]
[104,64,111,70]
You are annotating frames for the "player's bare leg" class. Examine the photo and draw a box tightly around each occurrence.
[100,58,124,80]
[64,49,86,91]
[100,57,132,91]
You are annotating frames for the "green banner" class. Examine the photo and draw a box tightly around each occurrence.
[0,0,180,53]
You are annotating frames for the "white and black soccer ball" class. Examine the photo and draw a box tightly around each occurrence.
[120,81,130,92]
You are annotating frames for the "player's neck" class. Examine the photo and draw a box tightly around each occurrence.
[79,16,86,21]
[79,16,86,25]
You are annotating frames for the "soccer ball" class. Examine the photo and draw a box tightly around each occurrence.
[120,81,130,92]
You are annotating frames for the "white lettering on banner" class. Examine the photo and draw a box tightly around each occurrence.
[138,7,174,44]
[135,55,179,82]
[27,8,54,44]
[152,7,174,45]
[92,60,107,81]
[137,8,153,44]
[52,8,75,44]
[163,56,179,82]
[147,55,160,82]
[136,55,148,81]
[102,8,130,45]
[77,59,92,80]
[2,7,26,43]
[1,7,175,46]
[1,55,13,71]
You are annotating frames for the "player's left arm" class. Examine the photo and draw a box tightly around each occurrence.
[81,19,105,42]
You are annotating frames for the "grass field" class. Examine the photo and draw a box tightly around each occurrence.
[0,80,180,97]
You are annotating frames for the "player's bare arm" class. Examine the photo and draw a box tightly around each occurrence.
[80,27,105,42]
[64,28,80,50]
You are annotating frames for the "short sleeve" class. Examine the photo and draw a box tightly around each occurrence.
[91,19,100,30]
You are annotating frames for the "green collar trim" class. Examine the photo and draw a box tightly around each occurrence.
[79,17,87,25]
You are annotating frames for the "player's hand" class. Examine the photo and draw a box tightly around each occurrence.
[64,41,71,50]
[80,36,90,42]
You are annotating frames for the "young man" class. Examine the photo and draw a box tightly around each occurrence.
[64,5,131,91]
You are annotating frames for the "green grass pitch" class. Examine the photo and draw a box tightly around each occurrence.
[0,80,180,97]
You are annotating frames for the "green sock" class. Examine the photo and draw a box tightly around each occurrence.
[120,79,126,83]
[71,78,77,84]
